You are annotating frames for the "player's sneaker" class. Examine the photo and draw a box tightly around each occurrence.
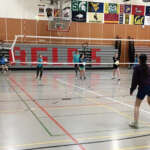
[129,122,139,129]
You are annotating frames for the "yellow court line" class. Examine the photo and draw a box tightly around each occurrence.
[120,145,150,150]
[0,139,71,149]
[0,103,107,114]
[1,130,150,150]
[0,109,27,113]
[87,98,150,127]
[34,103,105,110]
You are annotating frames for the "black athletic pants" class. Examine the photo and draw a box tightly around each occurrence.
[36,66,43,79]
[74,64,79,76]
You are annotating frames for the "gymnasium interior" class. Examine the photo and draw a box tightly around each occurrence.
[1,0,150,150]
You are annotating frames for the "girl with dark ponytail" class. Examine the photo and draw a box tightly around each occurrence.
[129,54,150,128]
[140,54,148,77]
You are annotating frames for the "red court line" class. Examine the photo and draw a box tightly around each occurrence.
[9,76,86,150]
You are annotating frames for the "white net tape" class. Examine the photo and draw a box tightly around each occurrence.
[14,35,150,42]
[13,62,139,65]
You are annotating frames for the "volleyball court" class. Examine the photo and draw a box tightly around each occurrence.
[0,33,149,150]
[1,1,150,149]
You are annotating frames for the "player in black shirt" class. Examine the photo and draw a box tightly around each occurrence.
[129,54,150,129]
[112,53,120,80]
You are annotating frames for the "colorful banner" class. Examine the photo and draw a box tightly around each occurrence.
[104,3,109,14]
[134,15,144,25]
[54,9,61,17]
[132,5,145,16]
[71,1,149,25]
[62,7,71,19]
[124,5,131,14]
[78,1,87,12]
[120,4,124,14]
[146,6,150,16]
[125,14,130,24]
[62,0,71,20]
[130,15,134,25]
[87,12,104,23]
[72,1,87,12]
[72,0,79,11]
[37,5,46,17]
[104,3,119,14]
[88,2,104,13]
[119,14,123,24]
[104,14,119,23]
[72,11,86,22]
[109,3,119,14]
[144,16,150,25]
[72,0,87,22]
[71,0,79,11]
[45,8,53,18]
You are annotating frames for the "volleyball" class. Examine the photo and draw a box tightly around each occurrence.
[35,15,40,21]
[115,61,119,65]
[83,62,86,66]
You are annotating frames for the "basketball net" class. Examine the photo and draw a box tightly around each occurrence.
[56,26,63,37]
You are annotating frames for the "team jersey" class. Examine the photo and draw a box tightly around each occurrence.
[0,57,6,65]
[73,54,80,63]
[37,58,43,68]
[130,64,150,94]
[79,58,86,67]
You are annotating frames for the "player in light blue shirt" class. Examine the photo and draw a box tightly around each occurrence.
[73,51,80,76]
[36,54,43,80]
[79,53,86,80]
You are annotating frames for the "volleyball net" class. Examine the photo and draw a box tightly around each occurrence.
[9,35,150,68]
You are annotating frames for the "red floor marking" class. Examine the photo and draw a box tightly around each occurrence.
[9,76,86,150]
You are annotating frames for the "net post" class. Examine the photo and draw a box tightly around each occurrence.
[11,35,18,63]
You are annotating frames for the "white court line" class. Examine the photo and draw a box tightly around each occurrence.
[57,79,150,115]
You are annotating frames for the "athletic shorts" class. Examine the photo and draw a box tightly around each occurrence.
[74,64,79,68]
[79,65,85,71]
[1,62,5,65]
[113,64,119,69]
[137,85,150,100]
[37,66,43,71]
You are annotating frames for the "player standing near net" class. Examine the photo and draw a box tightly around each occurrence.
[73,51,80,77]
[36,54,43,80]
[79,53,86,80]
[112,53,120,80]
[129,54,150,129]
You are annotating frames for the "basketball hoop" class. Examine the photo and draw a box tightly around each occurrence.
[57,26,62,30]
[48,17,71,32]
[47,0,71,32]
